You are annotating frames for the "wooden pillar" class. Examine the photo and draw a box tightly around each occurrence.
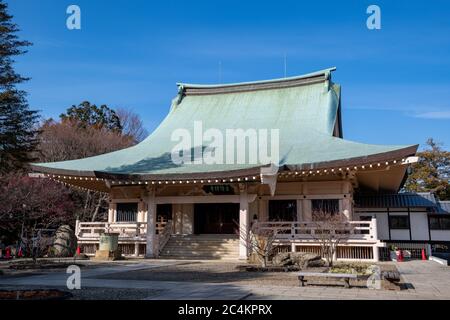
[134,243,140,257]
[182,204,194,234]
[239,184,249,260]
[259,199,268,222]
[302,199,312,221]
[173,204,183,234]
[145,188,157,258]
[296,199,302,222]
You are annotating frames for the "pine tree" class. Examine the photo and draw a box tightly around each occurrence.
[404,138,450,200]
[0,0,39,173]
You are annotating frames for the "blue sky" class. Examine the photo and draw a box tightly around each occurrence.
[7,0,450,150]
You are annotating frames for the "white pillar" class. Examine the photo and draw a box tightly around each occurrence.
[75,219,80,236]
[372,245,380,262]
[108,203,117,223]
[371,217,378,241]
[146,188,157,258]
[107,202,114,223]
[239,184,249,260]
[342,198,352,220]
[371,217,379,261]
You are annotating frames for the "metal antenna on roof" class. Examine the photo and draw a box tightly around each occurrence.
[219,60,222,83]
[284,53,287,78]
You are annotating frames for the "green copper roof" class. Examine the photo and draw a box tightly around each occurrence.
[32,68,417,178]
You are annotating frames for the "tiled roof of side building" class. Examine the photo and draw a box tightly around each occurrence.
[437,201,450,214]
[354,192,438,209]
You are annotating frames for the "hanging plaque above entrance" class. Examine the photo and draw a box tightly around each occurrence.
[202,185,235,195]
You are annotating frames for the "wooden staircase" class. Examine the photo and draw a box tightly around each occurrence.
[159,234,240,260]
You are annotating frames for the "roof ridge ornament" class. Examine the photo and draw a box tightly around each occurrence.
[260,163,279,196]
[177,67,337,95]
[170,85,186,111]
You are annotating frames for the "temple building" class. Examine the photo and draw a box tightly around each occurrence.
[31,68,450,261]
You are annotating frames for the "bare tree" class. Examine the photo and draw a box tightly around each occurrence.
[236,220,279,267]
[37,119,134,162]
[116,108,148,143]
[36,119,137,223]
[310,211,354,267]
[0,173,74,252]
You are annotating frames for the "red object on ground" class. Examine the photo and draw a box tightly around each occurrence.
[17,247,23,258]
[421,248,427,260]
[76,246,81,255]
[397,250,404,262]
[5,247,11,259]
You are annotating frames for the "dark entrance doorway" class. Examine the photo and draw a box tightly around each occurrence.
[194,203,239,234]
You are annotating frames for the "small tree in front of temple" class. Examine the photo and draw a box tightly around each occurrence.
[310,211,354,267]
[236,220,279,267]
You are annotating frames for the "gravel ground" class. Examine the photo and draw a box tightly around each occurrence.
[0,285,163,300]
[95,261,301,286]
[93,261,398,288]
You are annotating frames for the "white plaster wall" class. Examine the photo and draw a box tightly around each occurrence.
[390,229,410,241]
[354,211,389,241]
[388,211,410,240]
[431,230,450,241]
[374,213,390,240]
[410,212,429,241]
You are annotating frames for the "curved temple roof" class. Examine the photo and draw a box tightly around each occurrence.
[31,67,418,182]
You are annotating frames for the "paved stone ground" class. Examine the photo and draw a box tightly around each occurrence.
[0,259,449,300]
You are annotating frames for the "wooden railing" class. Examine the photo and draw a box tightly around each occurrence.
[76,221,168,240]
[253,218,378,243]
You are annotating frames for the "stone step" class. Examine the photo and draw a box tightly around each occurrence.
[166,241,239,245]
[164,244,238,249]
[172,234,239,240]
[162,245,239,250]
[168,238,239,242]
[166,242,239,246]
[164,242,239,247]
[160,250,239,255]
[162,250,239,255]
[162,240,239,247]
[159,234,240,260]
[161,250,239,256]
[159,255,240,260]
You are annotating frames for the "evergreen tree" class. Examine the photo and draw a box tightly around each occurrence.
[60,101,123,133]
[0,0,39,174]
[404,138,450,200]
